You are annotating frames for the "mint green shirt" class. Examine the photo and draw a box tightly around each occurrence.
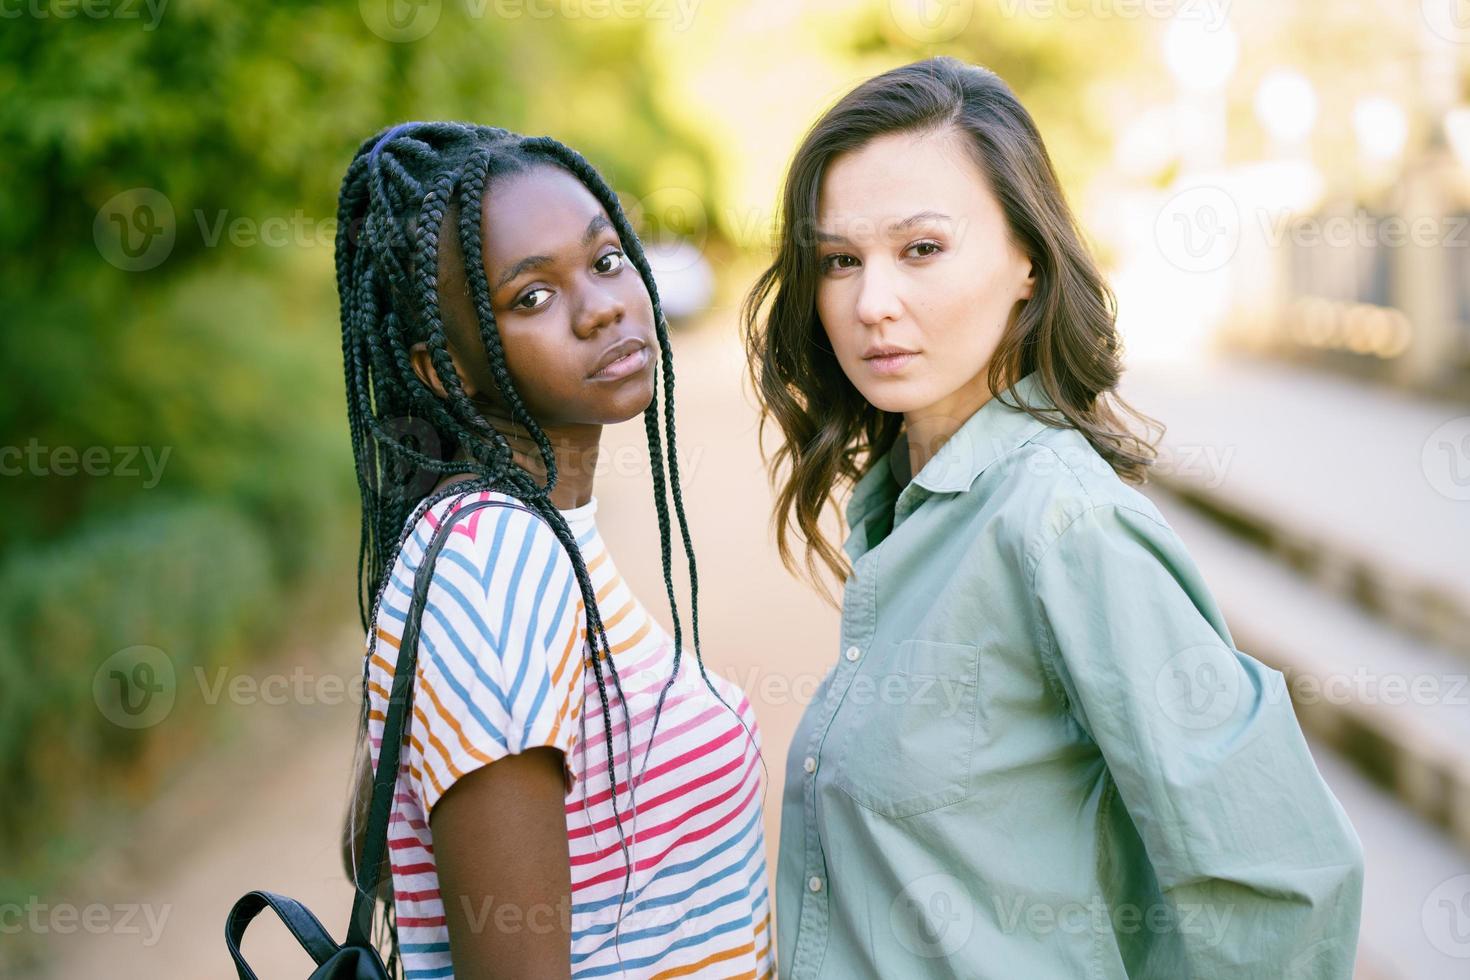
[775,371,1364,979]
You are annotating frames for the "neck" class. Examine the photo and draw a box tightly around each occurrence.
[903,370,998,477]
[436,407,603,512]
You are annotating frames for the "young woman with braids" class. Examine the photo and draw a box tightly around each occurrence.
[334,122,773,979]
[745,60,1363,978]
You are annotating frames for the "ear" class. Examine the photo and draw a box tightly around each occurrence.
[1019,258,1037,301]
[409,342,481,400]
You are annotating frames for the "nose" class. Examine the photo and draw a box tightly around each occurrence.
[572,278,626,339]
[854,261,903,327]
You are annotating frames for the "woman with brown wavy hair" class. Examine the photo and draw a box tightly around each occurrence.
[743,58,1363,979]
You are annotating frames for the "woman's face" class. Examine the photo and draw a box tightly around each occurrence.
[814,126,1034,423]
[433,163,657,427]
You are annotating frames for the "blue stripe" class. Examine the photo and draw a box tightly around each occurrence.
[571,802,764,916]
[415,626,508,747]
[501,525,543,709]
[424,561,505,651]
[541,565,576,650]
[571,909,755,978]
[570,829,765,961]
[519,552,569,747]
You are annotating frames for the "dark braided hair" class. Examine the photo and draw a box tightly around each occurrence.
[335,121,760,975]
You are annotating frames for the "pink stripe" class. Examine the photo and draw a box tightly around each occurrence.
[397,915,447,927]
[577,702,724,785]
[396,888,442,902]
[570,722,747,812]
[568,749,748,849]
[571,769,761,890]
[423,491,491,540]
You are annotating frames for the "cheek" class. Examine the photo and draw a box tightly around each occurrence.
[929,260,1011,346]
[814,281,848,352]
[497,331,566,410]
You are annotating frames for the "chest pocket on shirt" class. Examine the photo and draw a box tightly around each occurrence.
[831,639,981,818]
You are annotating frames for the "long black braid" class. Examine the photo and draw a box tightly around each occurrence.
[334,121,759,976]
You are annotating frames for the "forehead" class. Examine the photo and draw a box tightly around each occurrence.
[480,164,609,264]
[817,127,993,229]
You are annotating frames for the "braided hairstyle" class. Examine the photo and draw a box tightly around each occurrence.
[335,121,755,974]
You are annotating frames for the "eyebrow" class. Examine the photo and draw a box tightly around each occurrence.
[491,214,616,292]
[814,209,953,244]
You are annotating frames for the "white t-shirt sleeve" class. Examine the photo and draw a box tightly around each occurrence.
[401,499,586,814]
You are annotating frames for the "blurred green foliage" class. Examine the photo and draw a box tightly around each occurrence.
[0,1,709,894]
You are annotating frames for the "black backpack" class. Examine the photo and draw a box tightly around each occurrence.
[224,496,536,978]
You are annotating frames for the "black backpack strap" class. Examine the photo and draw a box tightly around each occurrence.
[225,890,339,978]
[346,495,542,947]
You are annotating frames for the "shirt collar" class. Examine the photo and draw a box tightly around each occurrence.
[843,371,1055,553]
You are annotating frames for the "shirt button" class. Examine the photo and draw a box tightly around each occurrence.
[845,645,861,662]
[808,875,823,893]
[803,756,817,773]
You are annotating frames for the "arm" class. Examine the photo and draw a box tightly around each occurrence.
[1031,502,1364,979]
[431,746,572,980]
[398,503,586,978]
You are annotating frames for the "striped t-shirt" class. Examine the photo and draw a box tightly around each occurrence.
[365,490,774,979]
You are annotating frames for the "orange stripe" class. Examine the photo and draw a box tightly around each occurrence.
[550,599,586,686]
[412,702,466,784]
[375,626,401,650]
[546,677,578,747]
[600,597,636,633]
[648,942,755,979]
[406,733,447,800]
[415,669,496,768]
[547,657,588,745]
[610,616,651,654]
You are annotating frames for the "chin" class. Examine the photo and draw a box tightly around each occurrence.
[607,379,657,423]
[851,379,931,416]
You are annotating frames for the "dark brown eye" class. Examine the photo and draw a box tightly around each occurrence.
[514,287,552,310]
[594,250,625,274]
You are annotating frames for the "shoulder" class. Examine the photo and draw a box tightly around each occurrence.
[983,424,1175,582]
[413,490,563,567]
[406,491,579,619]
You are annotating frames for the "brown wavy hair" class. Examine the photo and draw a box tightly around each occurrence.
[741,57,1161,604]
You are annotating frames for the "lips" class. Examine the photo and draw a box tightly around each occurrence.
[861,344,919,360]
[588,337,651,379]
[860,342,920,378]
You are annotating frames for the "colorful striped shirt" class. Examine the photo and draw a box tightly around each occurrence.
[365,490,774,979]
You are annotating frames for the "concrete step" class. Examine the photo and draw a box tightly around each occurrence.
[1122,358,1470,660]
[1311,739,1470,980]
[1147,487,1470,855]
